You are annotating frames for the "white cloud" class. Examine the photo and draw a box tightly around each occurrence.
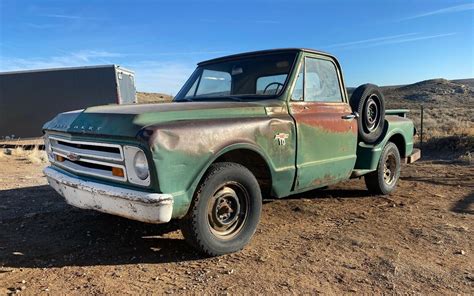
[324,33,418,49]
[400,3,474,21]
[39,14,103,20]
[70,50,123,62]
[199,18,279,24]
[370,33,457,47]
[324,32,456,50]
[0,50,124,71]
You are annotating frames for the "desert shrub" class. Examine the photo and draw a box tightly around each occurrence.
[6,146,47,164]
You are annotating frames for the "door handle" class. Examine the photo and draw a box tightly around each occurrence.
[341,112,359,120]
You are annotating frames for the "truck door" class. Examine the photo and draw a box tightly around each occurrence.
[289,54,358,190]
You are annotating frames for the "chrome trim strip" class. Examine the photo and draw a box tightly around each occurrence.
[53,159,127,182]
[52,144,122,162]
[49,136,124,161]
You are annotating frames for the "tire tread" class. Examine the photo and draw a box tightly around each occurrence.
[181,162,260,256]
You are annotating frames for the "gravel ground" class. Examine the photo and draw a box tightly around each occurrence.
[0,155,473,294]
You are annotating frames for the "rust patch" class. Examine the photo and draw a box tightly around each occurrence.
[290,102,357,134]
[143,116,294,156]
[311,173,337,187]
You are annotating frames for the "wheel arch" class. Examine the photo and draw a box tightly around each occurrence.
[387,133,406,158]
[187,143,275,198]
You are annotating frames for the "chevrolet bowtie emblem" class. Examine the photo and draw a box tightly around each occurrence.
[67,152,80,162]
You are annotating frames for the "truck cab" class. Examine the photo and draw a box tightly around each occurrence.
[43,48,420,256]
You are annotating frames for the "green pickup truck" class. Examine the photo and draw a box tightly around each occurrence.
[43,48,420,256]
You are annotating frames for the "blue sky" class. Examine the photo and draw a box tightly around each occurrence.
[1,0,473,94]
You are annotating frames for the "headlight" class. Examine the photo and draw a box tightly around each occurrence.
[133,150,149,180]
[124,146,151,186]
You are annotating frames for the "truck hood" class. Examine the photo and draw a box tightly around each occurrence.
[43,101,281,138]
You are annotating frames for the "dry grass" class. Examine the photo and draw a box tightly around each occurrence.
[27,147,48,164]
[404,107,473,140]
[4,146,48,164]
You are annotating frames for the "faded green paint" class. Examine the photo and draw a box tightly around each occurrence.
[143,115,297,217]
[43,48,417,220]
[294,124,357,190]
[354,116,414,171]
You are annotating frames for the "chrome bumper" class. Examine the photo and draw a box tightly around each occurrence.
[44,167,173,224]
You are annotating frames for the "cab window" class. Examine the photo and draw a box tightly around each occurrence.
[304,57,343,102]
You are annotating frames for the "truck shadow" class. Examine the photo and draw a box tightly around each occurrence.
[0,183,370,269]
[286,187,371,200]
[0,185,203,269]
[0,182,420,269]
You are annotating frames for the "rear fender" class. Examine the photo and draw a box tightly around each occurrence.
[354,117,414,171]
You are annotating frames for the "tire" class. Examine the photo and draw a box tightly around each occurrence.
[364,142,401,195]
[350,84,386,144]
[180,162,262,256]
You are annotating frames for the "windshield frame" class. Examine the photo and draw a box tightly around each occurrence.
[174,51,299,102]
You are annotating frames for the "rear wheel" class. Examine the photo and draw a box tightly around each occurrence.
[180,162,262,256]
[365,142,401,195]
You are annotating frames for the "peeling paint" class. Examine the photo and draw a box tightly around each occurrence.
[44,167,173,224]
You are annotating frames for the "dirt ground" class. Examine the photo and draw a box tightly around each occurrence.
[0,154,472,295]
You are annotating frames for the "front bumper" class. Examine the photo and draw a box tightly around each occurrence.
[44,167,173,224]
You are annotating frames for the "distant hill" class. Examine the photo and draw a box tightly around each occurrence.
[382,78,474,108]
[137,92,173,104]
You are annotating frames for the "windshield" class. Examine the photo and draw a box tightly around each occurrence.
[174,52,297,101]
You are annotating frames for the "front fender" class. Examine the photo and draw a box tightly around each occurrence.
[142,116,296,218]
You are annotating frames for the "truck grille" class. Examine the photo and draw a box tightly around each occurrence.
[48,135,127,182]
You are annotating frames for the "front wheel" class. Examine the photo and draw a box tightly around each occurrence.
[364,142,401,195]
[180,162,262,256]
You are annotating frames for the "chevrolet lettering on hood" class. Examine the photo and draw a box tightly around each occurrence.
[42,48,420,256]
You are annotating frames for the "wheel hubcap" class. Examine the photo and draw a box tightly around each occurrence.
[383,153,397,185]
[365,96,379,132]
[208,182,249,239]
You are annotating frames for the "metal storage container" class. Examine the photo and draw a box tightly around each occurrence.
[0,65,136,139]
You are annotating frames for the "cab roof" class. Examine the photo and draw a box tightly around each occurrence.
[198,48,337,66]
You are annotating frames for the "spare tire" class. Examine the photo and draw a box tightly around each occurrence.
[350,84,385,144]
